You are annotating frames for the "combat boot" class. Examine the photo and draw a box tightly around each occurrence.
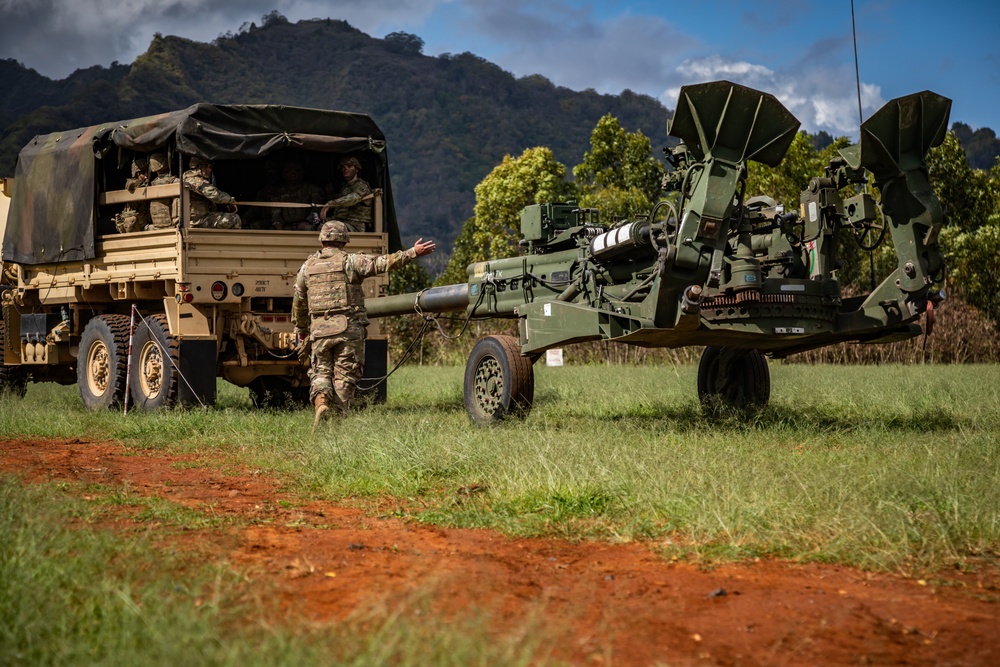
[312,395,329,430]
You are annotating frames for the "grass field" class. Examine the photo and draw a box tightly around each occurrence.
[2,362,998,666]
[2,362,998,573]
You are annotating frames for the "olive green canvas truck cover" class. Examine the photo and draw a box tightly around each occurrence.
[4,103,403,266]
[1,103,403,411]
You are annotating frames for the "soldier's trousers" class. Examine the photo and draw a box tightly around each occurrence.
[308,328,366,415]
[191,212,242,229]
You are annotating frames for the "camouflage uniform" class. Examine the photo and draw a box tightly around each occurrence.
[145,153,180,229]
[271,180,325,230]
[324,177,373,232]
[116,158,150,233]
[182,160,242,229]
[147,173,181,229]
[292,229,418,415]
[124,157,148,194]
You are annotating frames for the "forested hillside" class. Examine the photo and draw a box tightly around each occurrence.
[0,14,667,250]
[2,12,997,255]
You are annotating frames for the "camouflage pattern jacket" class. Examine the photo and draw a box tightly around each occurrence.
[272,181,325,228]
[292,246,418,339]
[325,178,373,231]
[182,168,235,222]
[149,174,180,228]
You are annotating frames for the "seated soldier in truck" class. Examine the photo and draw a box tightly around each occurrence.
[115,156,151,233]
[182,156,241,229]
[270,160,324,231]
[145,152,180,230]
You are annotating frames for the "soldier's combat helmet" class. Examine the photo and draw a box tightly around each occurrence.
[189,155,210,169]
[338,156,361,170]
[130,157,148,177]
[319,220,350,244]
[149,153,168,172]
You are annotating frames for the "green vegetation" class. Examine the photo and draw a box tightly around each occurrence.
[3,363,997,578]
[0,15,667,255]
[0,474,548,666]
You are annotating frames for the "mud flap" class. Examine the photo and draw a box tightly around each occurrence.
[359,338,387,405]
[178,339,217,407]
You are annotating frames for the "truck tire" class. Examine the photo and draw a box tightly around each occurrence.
[249,376,309,410]
[129,314,180,411]
[463,335,534,425]
[78,315,130,411]
[0,321,28,398]
[697,346,770,418]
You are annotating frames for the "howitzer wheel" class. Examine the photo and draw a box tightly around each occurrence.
[697,346,770,418]
[129,315,180,411]
[464,335,534,424]
[78,315,130,411]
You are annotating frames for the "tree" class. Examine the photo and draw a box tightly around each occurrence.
[572,115,664,222]
[930,135,1000,325]
[384,32,424,56]
[927,132,995,232]
[744,131,828,207]
[436,147,573,286]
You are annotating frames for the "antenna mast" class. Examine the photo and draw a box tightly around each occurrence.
[851,0,864,129]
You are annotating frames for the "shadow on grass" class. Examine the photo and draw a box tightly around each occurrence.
[536,399,966,435]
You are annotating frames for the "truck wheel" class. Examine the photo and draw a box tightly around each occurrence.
[0,321,28,398]
[249,377,309,410]
[463,335,534,424]
[697,346,770,418]
[78,315,130,411]
[129,315,179,411]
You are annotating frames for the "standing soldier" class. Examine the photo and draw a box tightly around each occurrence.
[293,220,436,427]
[320,156,373,232]
[146,152,180,230]
[182,156,241,229]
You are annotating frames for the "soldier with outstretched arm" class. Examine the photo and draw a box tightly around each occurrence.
[292,220,436,427]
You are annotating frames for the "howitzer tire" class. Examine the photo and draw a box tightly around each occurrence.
[697,346,770,418]
[129,315,180,411]
[249,377,310,410]
[0,321,28,398]
[78,315,130,411]
[464,335,534,425]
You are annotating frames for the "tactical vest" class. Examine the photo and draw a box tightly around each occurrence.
[150,176,180,228]
[306,251,353,309]
[149,199,178,228]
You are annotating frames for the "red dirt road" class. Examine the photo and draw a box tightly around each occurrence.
[2,437,997,666]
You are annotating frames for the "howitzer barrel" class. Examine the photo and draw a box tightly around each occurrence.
[366,283,470,318]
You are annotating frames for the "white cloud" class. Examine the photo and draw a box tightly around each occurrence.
[660,55,886,138]
[442,0,699,97]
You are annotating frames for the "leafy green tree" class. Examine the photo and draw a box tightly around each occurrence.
[927,132,996,231]
[474,147,574,257]
[929,136,1000,324]
[384,31,424,55]
[436,147,573,286]
[939,221,1000,325]
[572,114,664,221]
[744,131,826,207]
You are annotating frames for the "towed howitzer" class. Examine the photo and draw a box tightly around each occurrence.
[367,80,951,424]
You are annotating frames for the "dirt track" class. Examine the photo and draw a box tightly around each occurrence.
[3,437,998,666]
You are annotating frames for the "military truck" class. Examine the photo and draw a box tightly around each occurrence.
[0,104,404,411]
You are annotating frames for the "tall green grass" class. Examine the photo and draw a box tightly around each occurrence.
[2,363,998,574]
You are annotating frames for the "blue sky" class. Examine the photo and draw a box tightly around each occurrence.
[2,0,997,138]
